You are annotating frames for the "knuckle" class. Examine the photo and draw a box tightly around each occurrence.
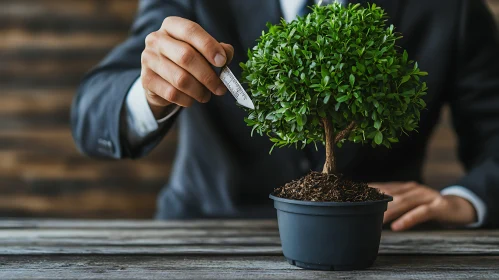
[201,72,218,87]
[145,90,158,100]
[164,86,179,103]
[199,37,214,52]
[177,47,195,66]
[141,50,152,67]
[434,196,447,207]
[145,32,158,47]
[184,21,201,35]
[140,51,147,66]
[420,205,432,216]
[162,16,176,29]
[173,71,190,89]
[397,196,405,204]
[405,181,418,188]
[141,70,154,89]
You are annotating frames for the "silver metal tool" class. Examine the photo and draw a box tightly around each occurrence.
[219,66,255,109]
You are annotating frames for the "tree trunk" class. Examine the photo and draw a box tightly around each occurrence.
[322,118,336,174]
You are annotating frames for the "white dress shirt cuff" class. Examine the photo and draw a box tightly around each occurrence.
[125,76,180,146]
[157,104,181,123]
[441,186,487,228]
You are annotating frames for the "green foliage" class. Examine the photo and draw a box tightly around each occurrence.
[240,3,427,151]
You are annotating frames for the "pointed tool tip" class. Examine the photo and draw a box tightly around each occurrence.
[238,100,255,110]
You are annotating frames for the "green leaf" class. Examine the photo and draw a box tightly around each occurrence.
[323,93,331,104]
[356,62,366,73]
[400,75,410,85]
[402,50,408,63]
[335,102,341,111]
[336,95,349,103]
[374,131,383,145]
[388,137,399,143]
[296,114,303,126]
[321,64,328,79]
[349,74,355,87]
[374,120,381,130]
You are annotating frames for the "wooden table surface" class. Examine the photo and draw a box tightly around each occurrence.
[0,220,498,279]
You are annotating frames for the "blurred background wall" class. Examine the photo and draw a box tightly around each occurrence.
[1,0,498,219]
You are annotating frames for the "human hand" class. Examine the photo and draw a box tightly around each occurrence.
[141,16,234,118]
[369,182,477,231]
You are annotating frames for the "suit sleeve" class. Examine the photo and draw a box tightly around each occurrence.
[448,0,499,228]
[71,0,194,159]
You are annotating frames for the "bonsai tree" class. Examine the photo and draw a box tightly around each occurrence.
[240,2,427,177]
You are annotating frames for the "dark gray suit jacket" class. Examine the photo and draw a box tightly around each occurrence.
[72,0,499,227]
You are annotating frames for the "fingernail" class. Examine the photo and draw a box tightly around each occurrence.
[214,53,226,67]
[216,85,227,96]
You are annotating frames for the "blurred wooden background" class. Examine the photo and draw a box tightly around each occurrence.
[0,0,498,218]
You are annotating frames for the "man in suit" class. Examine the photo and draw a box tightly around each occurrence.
[72,0,499,229]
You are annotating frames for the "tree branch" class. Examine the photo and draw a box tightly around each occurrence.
[334,121,356,144]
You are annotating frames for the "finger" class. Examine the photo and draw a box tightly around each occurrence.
[142,69,195,107]
[391,204,434,231]
[155,35,227,96]
[370,181,409,191]
[162,17,227,67]
[376,183,417,196]
[146,51,211,103]
[220,43,234,65]
[383,188,434,223]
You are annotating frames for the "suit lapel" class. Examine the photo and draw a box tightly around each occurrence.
[228,0,283,52]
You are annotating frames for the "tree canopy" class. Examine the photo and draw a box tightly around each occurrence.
[240,3,427,159]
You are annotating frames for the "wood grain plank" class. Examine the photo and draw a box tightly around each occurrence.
[0,245,283,256]
[0,229,497,255]
[0,240,496,256]
[0,220,278,229]
[0,255,497,280]
[0,221,497,256]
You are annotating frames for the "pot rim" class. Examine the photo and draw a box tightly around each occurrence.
[269,194,393,207]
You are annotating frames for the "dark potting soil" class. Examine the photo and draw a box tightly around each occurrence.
[273,171,385,202]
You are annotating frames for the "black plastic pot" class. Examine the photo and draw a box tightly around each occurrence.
[270,194,392,271]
